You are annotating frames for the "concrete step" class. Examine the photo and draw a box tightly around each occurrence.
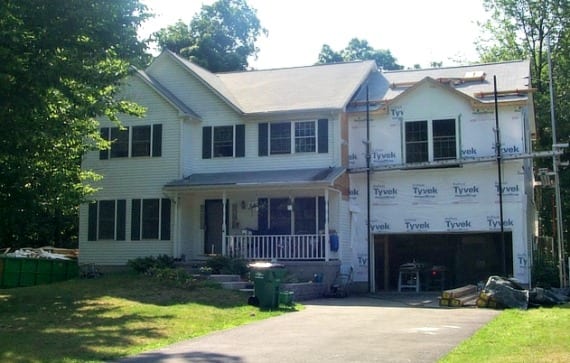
[208,274,242,283]
[220,281,251,290]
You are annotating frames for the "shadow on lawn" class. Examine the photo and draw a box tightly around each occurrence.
[0,272,282,362]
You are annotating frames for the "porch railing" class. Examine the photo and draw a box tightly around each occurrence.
[224,234,327,261]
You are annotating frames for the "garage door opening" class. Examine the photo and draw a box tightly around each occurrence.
[373,232,513,291]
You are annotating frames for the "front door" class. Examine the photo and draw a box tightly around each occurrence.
[204,199,227,255]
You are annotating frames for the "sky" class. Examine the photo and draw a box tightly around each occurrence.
[139,0,491,70]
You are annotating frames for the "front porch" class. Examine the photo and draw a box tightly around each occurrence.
[225,233,329,260]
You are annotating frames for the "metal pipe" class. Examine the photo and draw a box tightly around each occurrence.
[494,75,507,276]
[365,85,372,292]
[547,36,567,287]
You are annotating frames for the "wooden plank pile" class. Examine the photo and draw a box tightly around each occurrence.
[476,291,505,309]
[439,284,479,307]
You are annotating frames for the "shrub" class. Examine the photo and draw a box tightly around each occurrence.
[128,254,176,274]
[205,255,248,276]
[532,255,560,288]
[146,267,222,290]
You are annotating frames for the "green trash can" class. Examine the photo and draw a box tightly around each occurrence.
[248,262,287,309]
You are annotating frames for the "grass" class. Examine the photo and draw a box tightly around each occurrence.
[0,272,291,363]
[440,305,570,363]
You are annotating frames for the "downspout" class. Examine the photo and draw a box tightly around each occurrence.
[222,190,227,256]
[494,76,507,276]
[324,188,329,262]
[366,85,372,292]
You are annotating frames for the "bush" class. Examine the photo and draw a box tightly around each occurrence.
[532,255,560,288]
[205,255,248,276]
[146,267,222,290]
[128,254,176,274]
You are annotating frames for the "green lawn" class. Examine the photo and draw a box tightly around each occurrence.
[0,272,288,363]
[440,305,570,363]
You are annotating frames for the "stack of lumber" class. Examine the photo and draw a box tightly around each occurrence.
[476,291,504,309]
[439,284,479,307]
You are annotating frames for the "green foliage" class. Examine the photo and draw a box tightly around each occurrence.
[146,267,222,290]
[127,254,176,274]
[0,0,151,249]
[153,0,267,72]
[477,0,570,256]
[532,254,560,288]
[205,255,248,276]
[317,38,403,70]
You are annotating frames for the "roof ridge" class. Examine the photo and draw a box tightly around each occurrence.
[384,59,529,74]
[218,59,377,75]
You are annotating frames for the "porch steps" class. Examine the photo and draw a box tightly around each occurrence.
[208,274,251,290]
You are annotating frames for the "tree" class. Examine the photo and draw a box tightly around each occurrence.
[154,0,266,72]
[316,38,403,70]
[0,0,149,248]
[477,0,570,281]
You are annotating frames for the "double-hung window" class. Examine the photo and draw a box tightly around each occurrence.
[404,118,456,163]
[295,121,316,153]
[270,122,291,154]
[100,124,162,159]
[258,119,328,156]
[202,125,245,158]
[131,198,171,240]
[87,200,126,241]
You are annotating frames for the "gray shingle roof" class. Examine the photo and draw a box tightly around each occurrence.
[165,51,376,115]
[164,167,346,190]
[348,60,531,112]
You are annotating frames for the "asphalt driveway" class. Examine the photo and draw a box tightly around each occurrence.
[115,294,500,363]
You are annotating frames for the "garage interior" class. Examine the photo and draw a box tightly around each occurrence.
[373,232,513,291]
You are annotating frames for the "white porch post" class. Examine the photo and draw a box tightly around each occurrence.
[325,188,330,262]
[173,193,181,258]
[222,191,227,255]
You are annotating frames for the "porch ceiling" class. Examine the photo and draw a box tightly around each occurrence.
[164,167,345,190]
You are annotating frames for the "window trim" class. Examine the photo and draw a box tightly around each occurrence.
[99,124,162,159]
[87,200,126,241]
[259,119,328,156]
[403,118,458,164]
[202,124,245,159]
[131,198,171,241]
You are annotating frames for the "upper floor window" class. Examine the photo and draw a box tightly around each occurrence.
[295,121,316,153]
[202,124,245,159]
[404,118,456,163]
[100,124,162,160]
[270,122,291,154]
[259,119,328,156]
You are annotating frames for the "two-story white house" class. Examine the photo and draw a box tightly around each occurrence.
[79,50,373,271]
[79,52,537,290]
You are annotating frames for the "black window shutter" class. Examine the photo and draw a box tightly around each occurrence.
[318,119,328,153]
[88,203,98,241]
[257,198,268,233]
[258,123,268,156]
[161,199,171,240]
[318,196,326,231]
[202,126,212,159]
[235,124,245,157]
[131,199,141,240]
[116,200,126,240]
[99,128,109,160]
[152,124,162,157]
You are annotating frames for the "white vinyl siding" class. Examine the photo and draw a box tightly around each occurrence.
[79,75,180,265]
